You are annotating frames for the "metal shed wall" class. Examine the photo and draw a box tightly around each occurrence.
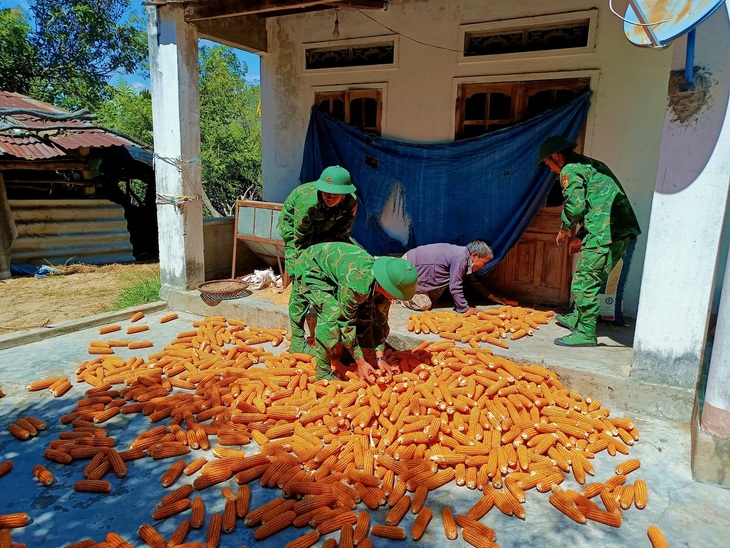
[9,200,135,266]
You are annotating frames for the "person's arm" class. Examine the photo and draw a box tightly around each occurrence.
[560,168,587,233]
[281,205,316,275]
[449,257,472,314]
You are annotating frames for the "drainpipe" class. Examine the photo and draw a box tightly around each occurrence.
[684,29,696,90]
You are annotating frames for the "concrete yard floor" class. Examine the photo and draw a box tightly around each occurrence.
[0,306,728,547]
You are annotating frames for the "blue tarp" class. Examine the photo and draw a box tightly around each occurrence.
[300,91,591,275]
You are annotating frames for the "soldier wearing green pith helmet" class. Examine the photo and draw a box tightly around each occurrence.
[291,242,417,382]
[278,166,358,353]
[537,136,641,347]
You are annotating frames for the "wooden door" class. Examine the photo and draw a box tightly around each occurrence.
[487,208,571,305]
[455,78,590,306]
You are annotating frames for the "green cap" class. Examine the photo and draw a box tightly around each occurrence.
[312,165,356,194]
[373,256,418,301]
[537,135,577,166]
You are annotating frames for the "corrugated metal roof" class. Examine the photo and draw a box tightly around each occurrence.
[0,91,138,161]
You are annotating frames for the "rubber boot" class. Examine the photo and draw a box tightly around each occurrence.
[554,330,597,347]
[555,313,577,331]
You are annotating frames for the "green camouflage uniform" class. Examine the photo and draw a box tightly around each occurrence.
[292,242,388,380]
[559,153,641,339]
[278,183,357,353]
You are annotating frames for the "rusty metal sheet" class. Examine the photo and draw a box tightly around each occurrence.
[0,91,136,161]
[9,199,135,266]
[623,0,725,47]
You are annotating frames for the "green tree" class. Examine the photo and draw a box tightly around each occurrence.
[0,1,147,110]
[0,8,39,95]
[199,45,262,215]
[96,81,154,146]
[98,45,262,217]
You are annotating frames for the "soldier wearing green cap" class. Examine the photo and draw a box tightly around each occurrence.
[537,136,641,347]
[279,165,358,352]
[292,242,417,382]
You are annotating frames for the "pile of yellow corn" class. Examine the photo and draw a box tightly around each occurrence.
[0,314,667,548]
[407,307,555,349]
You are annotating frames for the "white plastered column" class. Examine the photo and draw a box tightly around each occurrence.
[632,6,730,391]
[700,6,730,439]
[146,2,204,295]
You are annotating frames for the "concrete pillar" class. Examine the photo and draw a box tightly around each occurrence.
[702,244,730,438]
[146,3,204,295]
[632,7,730,391]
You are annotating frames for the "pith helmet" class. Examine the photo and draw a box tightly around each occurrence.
[537,135,577,166]
[373,257,418,301]
[312,165,356,194]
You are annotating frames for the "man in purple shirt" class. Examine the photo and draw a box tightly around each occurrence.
[402,241,514,315]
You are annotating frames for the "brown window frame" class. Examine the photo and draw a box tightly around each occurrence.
[314,89,383,136]
[455,78,590,140]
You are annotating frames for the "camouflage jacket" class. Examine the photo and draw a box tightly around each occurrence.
[278,183,357,276]
[298,242,388,358]
[559,153,641,248]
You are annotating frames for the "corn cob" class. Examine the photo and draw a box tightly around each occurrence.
[73,479,111,493]
[221,500,236,533]
[0,460,12,477]
[619,484,635,510]
[161,460,186,487]
[385,493,412,526]
[156,484,193,509]
[634,479,648,509]
[371,525,406,540]
[411,507,433,541]
[205,513,222,548]
[340,523,354,548]
[353,510,370,545]
[107,449,127,478]
[33,464,54,486]
[0,513,29,528]
[615,458,641,475]
[190,497,205,529]
[582,506,622,527]
[254,510,296,540]
[441,507,458,540]
[316,510,357,535]
[166,518,191,545]
[151,498,191,520]
[137,524,166,548]
[549,487,586,524]
[462,527,500,548]
[647,525,669,548]
[244,497,285,527]
[455,514,497,541]
[285,530,320,548]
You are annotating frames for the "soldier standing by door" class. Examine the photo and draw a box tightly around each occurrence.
[537,136,641,347]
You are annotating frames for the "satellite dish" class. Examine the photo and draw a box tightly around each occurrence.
[618,0,727,48]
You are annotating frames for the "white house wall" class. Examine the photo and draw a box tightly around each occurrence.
[633,6,730,388]
[259,0,674,317]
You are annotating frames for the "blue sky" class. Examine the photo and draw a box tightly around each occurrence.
[7,0,261,90]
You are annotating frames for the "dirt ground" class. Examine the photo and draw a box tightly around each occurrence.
[0,263,160,335]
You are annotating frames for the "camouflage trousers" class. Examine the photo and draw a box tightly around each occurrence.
[570,239,630,338]
[288,279,341,380]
